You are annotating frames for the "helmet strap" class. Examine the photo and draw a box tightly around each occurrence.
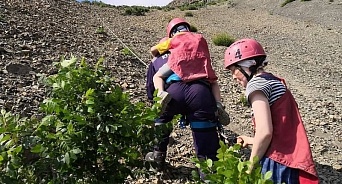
[237,66,253,82]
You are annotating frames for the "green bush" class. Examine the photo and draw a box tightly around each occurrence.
[185,11,194,17]
[121,47,133,56]
[96,26,105,34]
[212,33,235,47]
[163,6,175,12]
[150,6,163,10]
[239,95,248,107]
[0,57,166,183]
[281,0,295,7]
[192,141,273,183]
[123,6,149,16]
[81,0,91,4]
[0,110,38,183]
[179,1,205,11]
[92,1,112,8]
[190,25,198,33]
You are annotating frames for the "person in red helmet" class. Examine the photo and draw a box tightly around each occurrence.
[150,18,229,125]
[224,38,318,183]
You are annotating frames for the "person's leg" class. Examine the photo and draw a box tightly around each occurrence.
[192,130,220,161]
[184,82,220,179]
[146,82,187,168]
[185,82,217,122]
[153,65,173,114]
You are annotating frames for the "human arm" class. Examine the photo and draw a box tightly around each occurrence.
[151,38,171,57]
[210,81,222,103]
[152,63,173,92]
[248,90,273,163]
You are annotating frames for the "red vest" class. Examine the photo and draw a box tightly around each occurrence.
[253,76,318,183]
[167,32,217,83]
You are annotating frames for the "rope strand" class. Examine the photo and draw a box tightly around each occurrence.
[98,18,148,68]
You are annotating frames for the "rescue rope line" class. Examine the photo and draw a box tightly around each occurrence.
[98,17,148,68]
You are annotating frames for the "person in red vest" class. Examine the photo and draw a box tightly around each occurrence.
[224,38,318,183]
[150,18,229,125]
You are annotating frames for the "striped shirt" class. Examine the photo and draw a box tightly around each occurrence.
[246,73,286,106]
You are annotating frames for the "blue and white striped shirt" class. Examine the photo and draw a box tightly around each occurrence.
[246,74,286,106]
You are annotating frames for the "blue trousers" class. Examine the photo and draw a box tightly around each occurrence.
[154,81,219,161]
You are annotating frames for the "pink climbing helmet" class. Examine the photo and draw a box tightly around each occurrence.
[224,38,266,69]
[166,18,190,38]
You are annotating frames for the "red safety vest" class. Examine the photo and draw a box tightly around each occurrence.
[253,76,318,183]
[167,32,217,83]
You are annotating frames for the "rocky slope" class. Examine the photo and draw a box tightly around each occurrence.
[1,0,341,183]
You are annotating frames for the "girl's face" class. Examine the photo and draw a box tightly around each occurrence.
[228,65,249,88]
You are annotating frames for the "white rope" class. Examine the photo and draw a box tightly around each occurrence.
[98,18,149,68]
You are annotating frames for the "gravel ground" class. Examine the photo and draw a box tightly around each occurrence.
[1,0,341,183]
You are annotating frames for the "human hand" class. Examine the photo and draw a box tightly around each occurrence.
[236,135,253,148]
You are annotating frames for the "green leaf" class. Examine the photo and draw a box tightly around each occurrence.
[207,159,213,168]
[88,107,94,113]
[0,109,6,115]
[31,144,43,153]
[0,134,11,144]
[14,145,22,153]
[0,155,3,162]
[95,57,104,70]
[86,99,94,105]
[64,152,70,165]
[61,57,77,68]
[71,148,81,155]
[85,88,95,97]
[264,171,272,180]
[67,123,74,133]
[237,161,244,172]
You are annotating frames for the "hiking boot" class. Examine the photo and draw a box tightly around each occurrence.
[216,102,230,126]
[145,151,166,172]
[157,91,172,114]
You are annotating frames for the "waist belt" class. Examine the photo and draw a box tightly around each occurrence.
[190,121,217,129]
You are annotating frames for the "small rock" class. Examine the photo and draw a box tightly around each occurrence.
[121,82,128,89]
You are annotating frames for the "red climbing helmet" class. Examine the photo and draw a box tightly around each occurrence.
[167,18,190,38]
[224,38,266,69]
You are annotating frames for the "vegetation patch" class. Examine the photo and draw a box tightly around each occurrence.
[81,0,113,8]
[95,26,106,34]
[184,11,194,17]
[121,48,133,56]
[193,141,273,183]
[123,6,149,16]
[0,57,169,183]
[190,25,198,33]
[240,95,248,107]
[212,33,235,47]
[179,1,205,11]
[281,0,296,7]
[163,6,176,12]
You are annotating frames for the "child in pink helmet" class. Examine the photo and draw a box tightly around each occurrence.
[224,38,318,184]
[151,18,229,125]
